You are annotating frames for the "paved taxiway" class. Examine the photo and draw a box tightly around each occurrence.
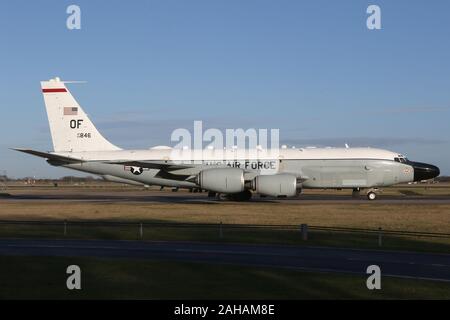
[2,191,450,204]
[1,239,449,282]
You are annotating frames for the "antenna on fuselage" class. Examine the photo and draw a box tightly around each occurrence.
[50,77,87,84]
[61,81,87,84]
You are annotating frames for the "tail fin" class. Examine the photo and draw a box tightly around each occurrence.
[41,77,121,152]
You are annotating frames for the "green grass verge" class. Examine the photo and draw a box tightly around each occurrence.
[1,224,449,254]
[0,256,449,299]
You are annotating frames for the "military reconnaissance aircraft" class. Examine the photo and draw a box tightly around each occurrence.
[14,78,440,201]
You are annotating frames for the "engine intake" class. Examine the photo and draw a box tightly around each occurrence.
[251,174,298,197]
[197,168,245,193]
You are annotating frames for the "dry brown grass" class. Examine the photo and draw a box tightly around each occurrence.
[1,192,449,232]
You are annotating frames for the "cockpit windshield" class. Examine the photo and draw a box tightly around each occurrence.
[394,155,408,163]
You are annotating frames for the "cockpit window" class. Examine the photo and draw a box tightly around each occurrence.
[394,157,408,163]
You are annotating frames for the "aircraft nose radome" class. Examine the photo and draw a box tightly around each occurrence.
[410,161,440,182]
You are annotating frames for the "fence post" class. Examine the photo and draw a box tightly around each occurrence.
[219,221,223,239]
[64,220,67,236]
[300,224,308,241]
[139,222,143,240]
[378,227,382,247]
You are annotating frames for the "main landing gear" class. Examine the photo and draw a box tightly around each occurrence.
[217,190,253,201]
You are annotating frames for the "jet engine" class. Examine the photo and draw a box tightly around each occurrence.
[197,168,245,193]
[251,174,298,197]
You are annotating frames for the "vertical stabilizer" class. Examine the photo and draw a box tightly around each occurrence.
[41,77,121,152]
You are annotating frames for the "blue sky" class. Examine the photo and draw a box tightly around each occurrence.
[1,0,449,178]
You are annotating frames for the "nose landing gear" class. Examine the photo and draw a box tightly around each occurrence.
[367,191,377,200]
[352,188,380,200]
[366,188,380,200]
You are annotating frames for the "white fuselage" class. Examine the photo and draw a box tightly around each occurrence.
[56,147,415,189]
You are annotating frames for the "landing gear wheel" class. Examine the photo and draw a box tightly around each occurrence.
[367,191,377,201]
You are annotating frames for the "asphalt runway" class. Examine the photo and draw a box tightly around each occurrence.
[1,239,450,282]
[2,191,450,204]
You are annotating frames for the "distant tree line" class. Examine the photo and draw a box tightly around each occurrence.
[1,175,102,183]
[59,176,100,182]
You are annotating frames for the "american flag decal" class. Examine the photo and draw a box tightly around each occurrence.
[64,107,78,115]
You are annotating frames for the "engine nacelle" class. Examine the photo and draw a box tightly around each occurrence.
[197,168,245,193]
[251,174,298,197]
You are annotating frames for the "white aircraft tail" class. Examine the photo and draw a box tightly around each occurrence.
[41,77,121,152]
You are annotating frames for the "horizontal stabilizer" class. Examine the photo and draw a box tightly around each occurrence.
[12,148,82,164]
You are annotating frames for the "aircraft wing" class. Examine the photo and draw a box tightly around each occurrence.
[12,148,82,164]
[107,160,194,171]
